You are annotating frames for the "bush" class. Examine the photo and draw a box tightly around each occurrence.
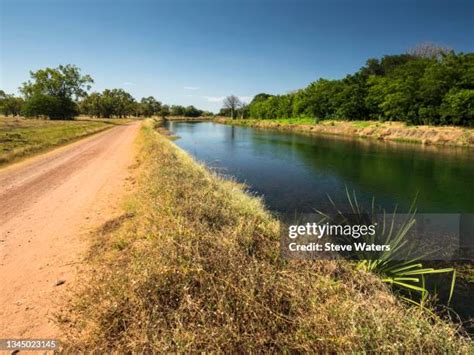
[22,94,78,120]
[0,96,23,116]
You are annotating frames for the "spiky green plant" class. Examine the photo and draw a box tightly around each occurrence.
[317,187,456,307]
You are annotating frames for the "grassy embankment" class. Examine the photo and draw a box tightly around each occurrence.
[60,120,472,352]
[214,117,474,147]
[164,116,211,121]
[0,116,132,166]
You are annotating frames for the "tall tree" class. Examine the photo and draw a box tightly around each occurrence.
[20,64,93,119]
[79,92,102,117]
[408,42,452,59]
[99,89,136,118]
[223,95,242,119]
[139,96,161,117]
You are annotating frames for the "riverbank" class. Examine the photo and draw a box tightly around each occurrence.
[214,117,474,147]
[0,116,132,166]
[60,120,472,352]
[165,116,211,121]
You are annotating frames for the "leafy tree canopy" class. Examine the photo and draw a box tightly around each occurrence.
[19,64,93,119]
[245,46,474,126]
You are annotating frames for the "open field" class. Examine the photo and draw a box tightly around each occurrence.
[215,118,474,147]
[60,120,472,352]
[0,116,133,165]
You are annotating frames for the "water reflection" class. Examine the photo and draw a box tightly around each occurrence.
[165,121,474,214]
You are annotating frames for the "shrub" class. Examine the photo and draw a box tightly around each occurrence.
[22,94,77,120]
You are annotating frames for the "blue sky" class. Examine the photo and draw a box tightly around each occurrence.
[1,0,473,112]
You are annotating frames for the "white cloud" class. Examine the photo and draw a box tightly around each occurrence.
[184,86,200,90]
[203,96,226,103]
[123,81,135,86]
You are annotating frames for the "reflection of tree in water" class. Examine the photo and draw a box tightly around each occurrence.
[168,121,474,214]
[248,129,474,213]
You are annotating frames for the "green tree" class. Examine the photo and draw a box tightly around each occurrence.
[170,105,185,116]
[99,89,136,118]
[79,92,102,117]
[293,79,343,119]
[366,59,430,124]
[440,89,474,126]
[139,96,161,117]
[245,47,472,126]
[249,93,273,118]
[0,92,24,116]
[184,105,202,117]
[22,94,76,119]
[331,73,368,120]
[20,64,93,120]
[237,104,249,119]
[160,104,170,119]
[201,110,214,117]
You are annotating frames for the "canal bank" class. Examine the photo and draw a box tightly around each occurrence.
[166,119,474,332]
[62,120,471,352]
[214,117,474,147]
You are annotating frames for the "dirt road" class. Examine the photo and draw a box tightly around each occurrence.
[0,121,140,338]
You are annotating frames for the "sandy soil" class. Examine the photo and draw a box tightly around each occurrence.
[0,121,140,339]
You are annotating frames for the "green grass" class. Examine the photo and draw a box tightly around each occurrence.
[0,116,131,165]
[217,117,378,127]
[350,120,375,128]
[269,117,316,125]
[60,120,472,352]
[228,117,316,126]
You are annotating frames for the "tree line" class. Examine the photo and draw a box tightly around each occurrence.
[80,92,213,118]
[168,104,213,118]
[0,64,209,120]
[242,45,473,126]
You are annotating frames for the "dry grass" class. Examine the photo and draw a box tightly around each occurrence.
[164,116,211,121]
[0,116,132,165]
[215,118,474,147]
[60,120,472,352]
